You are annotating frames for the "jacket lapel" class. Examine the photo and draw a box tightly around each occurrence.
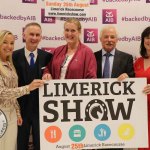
[111,50,120,78]
[97,50,103,78]
[19,49,28,82]
[37,49,42,78]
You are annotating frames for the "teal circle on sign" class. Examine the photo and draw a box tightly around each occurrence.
[69,125,86,142]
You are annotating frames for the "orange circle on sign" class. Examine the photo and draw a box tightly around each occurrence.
[44,126,62,143]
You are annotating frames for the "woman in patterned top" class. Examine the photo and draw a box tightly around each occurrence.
[0,30,44,150]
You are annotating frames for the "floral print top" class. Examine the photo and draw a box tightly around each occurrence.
[0,60,30,118]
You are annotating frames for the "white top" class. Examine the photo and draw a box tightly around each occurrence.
[60,54,74,79]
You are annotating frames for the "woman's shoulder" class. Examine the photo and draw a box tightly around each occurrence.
[79,43,93,53]
[54,44,67,53]
[134,57,143,69]
[134,57,143,64]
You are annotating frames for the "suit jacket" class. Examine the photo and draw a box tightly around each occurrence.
[12,48,52,118]
[94,49,135,78]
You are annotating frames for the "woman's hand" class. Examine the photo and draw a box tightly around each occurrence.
[28,79,45,91]
[17,117,23,126]
[42,73,52,80]
[143,84,150,94]
[117,73,129,81]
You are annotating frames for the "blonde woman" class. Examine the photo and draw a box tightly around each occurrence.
[0,30,44,150]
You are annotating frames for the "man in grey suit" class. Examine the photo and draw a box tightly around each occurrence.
[12,22,52,150]
[94,25,134,150]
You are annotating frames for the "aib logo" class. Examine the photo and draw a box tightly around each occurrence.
[146,0,150,3]
[41,9,55,24]
[90,0,98,5]
[22,0,37,3]
[102,9,117,24]
[84,29,98,43]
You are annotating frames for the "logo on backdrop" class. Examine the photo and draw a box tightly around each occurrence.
[0,109,7,138]
[102,9,117,24]
[41,9,56,24]
[84,29,98,43]
[146,0,150,3]
[22,0,37,3]
[90,0,98,5]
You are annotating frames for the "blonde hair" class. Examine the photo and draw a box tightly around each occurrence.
[0,30,17,77]
[64,18,82,32]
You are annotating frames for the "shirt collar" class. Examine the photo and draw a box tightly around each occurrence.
[25,47,38,58]
[102,49,115,56]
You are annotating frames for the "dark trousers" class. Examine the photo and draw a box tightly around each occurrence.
[17,116,40,150]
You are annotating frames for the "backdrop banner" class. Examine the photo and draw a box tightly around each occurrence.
[0,0,150,57]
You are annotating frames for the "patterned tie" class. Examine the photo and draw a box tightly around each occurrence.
[29,52,34,67]
[103,53,111,78]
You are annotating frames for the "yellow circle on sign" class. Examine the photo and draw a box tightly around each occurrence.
[118,123,135,140]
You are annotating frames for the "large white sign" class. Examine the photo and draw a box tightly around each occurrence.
[45,0,90,18]
[39,78,148,149]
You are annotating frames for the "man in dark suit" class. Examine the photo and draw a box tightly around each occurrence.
[12,22,52,150]
[94,25,134,150]
[95,25,134,79]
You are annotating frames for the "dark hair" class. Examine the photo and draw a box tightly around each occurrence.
[140,26,150,58]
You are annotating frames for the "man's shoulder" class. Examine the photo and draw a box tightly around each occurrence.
[115,49,132,57]
[94,49,102,56]
[38,49,52,57]
[13,48,24,54]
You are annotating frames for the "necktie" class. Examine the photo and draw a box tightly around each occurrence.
[29,52,34,67]
[103,53,111,78]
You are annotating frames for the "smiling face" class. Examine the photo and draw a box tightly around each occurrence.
[0,33,14,62]
[64,22,81,46]
[100,26,118,52]
[23,25,42,51]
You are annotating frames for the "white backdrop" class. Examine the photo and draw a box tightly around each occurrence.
[0,0,150,58]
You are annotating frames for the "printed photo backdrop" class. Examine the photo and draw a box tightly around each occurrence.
[0,0,150,58]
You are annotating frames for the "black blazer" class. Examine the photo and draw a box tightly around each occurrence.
[94,49,135,78]
[12,48,52,117]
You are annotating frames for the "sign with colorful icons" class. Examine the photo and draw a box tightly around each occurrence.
[44,0,90,18]
[39,78,148,149]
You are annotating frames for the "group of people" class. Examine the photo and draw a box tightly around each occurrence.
[0,18,150,150]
